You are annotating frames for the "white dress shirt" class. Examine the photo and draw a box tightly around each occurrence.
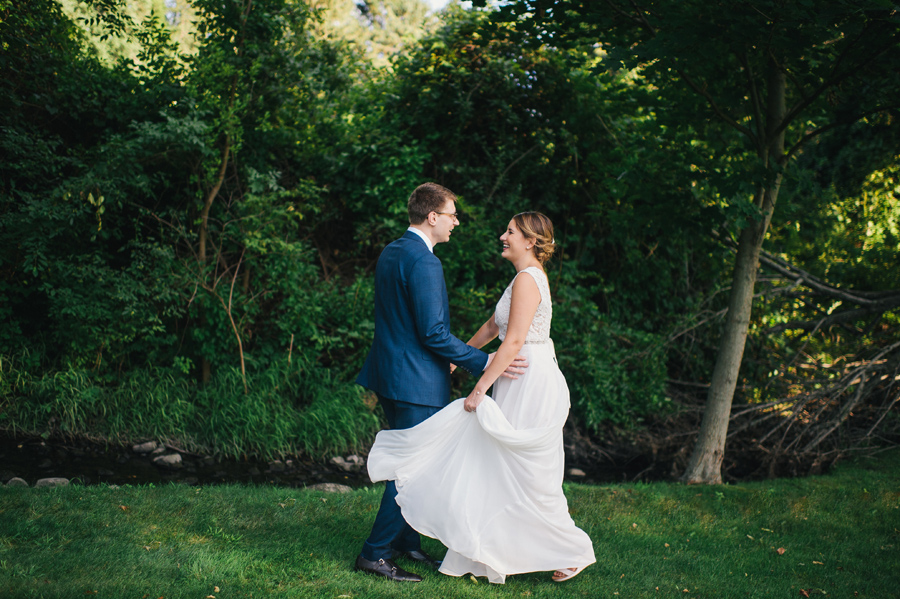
[407,226,433,253]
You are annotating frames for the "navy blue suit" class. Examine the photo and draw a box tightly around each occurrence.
[357,230,488,560]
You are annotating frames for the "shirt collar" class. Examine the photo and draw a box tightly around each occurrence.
[407,226,433,253]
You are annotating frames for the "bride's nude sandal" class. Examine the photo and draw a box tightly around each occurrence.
[552,566,585,582]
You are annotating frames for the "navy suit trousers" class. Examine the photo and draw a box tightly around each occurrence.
[361,394,440,561]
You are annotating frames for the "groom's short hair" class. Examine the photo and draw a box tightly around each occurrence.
[408,183,457,224]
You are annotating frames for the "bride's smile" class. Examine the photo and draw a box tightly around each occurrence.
[499,219,541,272]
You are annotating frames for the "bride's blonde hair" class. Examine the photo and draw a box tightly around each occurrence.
[513,212,556,265]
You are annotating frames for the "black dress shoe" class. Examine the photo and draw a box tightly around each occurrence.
[354,555,422,582]
[395,549,442,570]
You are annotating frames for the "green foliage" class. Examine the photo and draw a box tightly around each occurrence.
[2,0,897,458]
[0,0,383,454]
[481,0,900,305]
[741,141,900,408]
[311,0,438,69]
[1,353,379,458]
[330,8,722,428]
[58,0,199,64]
[554,282,670,429]
[0,1,759,439]
[474,1,900,459]
[364,7,729,324]
[772,121,900,291]
[0,0,182,369]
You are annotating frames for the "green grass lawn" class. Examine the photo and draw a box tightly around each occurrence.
[1,450,898,599]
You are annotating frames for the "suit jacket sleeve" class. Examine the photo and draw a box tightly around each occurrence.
[408,254,489,374]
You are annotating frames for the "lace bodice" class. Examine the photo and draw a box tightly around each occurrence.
[494,266,552,343]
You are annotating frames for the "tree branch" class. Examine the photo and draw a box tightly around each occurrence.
[773,31,900,142]
[200,249,248,394]
[485,144,540,202]
[625,0,656,34]
[766,302,900,334]
[784,103,900,160]
[737,51,764,148]
[756,250,900,309]
[673,67,759,146]
[199,137,231,265]
[602,0,654,33]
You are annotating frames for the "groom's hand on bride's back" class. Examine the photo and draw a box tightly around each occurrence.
[485,353,529,379]
[503,355,529,378]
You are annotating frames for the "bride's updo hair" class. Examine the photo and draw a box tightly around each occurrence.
[513,212,556,265]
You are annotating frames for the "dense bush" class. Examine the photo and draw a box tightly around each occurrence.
[1,351,378,458]
[0,1,744,452]
[2,1,896,464]
[0,0,383,456]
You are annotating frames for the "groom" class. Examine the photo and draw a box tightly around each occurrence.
[354,183,523,582]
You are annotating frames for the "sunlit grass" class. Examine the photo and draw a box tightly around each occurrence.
[1,450,898,598]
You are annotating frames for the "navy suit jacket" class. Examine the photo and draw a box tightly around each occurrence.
[357,231,489,407]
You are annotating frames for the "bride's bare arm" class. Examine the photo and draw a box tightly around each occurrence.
[466,315,499,349]
[450,316,498,373]
[464,275,541,411]
[451,314,526,379]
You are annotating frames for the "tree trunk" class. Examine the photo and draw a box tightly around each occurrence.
[198,140,231,385]
[681,208,770,483]
[681,59,786,484]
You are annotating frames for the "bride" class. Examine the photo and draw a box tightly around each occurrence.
[367,211,595,584]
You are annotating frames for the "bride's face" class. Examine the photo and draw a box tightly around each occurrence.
[500,219,532,262]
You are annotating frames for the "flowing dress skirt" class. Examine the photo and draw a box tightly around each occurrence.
[367,343,596,583]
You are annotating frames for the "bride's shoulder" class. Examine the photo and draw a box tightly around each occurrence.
[510,267,546,294]
[516,266,547,285]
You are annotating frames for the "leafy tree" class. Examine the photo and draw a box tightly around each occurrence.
[308,0,437,68]
[482,0,900,482]
[57,0,199,63]
[0,0,383,456]
[0,0,184,370]
[328,7,722,429]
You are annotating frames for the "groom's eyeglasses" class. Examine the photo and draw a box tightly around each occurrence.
[435,212,459,220]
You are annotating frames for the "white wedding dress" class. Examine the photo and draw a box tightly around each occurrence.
[367,267,596,583]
